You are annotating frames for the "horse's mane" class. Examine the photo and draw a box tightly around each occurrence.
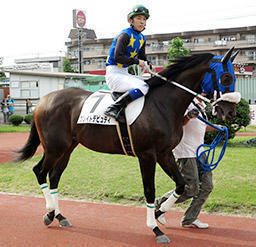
[159,53,214,80]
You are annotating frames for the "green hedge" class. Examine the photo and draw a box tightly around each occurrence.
[24,114,33,124]
[9,114,24,126]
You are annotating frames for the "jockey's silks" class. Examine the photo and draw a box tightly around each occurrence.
[106,27,146,68]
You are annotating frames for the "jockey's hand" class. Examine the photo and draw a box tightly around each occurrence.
[187,108,199,119]
[138,60,145,70]
[150,65,156,73]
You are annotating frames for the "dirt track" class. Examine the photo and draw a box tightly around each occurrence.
[1,193,256,247]
[0,132,256,247]
[0,132,43,163]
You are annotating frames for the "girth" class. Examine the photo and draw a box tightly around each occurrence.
[112,91,137,157]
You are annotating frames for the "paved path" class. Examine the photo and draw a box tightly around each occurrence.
[0,132,43,164]
[0,193,256,247]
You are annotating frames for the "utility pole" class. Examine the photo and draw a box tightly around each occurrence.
[78,28,82,73]
[73,9,86,74]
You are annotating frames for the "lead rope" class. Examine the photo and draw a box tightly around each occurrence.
[196,116,228,172]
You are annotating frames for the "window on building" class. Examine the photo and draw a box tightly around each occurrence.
[53,61,58,68]
[148,56,157,65]
[221,36,236,41]
[184,39,191,43]
[20,81,39,99]
[208,37,217,42]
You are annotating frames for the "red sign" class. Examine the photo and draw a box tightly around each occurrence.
[76,10,86,28]
[233,65,253,75]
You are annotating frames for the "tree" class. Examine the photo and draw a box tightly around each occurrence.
[167,37,191,62]
[0,57,6,79]
[204,98,251,144]
[63,58,76,73]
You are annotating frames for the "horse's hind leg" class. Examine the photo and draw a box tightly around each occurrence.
[138,153,170,244]
[33,140,76,227]
[47,143,77,227]
[49,149,73,227]
[33,154,56,225]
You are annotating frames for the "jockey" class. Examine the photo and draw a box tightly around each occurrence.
[104,5,152,122]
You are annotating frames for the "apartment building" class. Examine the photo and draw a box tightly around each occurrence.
[65,26,256,76]
[13,56,65,72]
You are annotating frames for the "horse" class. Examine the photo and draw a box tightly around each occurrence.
[15,48,239,244]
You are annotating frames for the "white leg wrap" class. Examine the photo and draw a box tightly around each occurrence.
[50,189,60,216]
[146,203,157,229]
[40,183,55,212]
[159,191,180,212]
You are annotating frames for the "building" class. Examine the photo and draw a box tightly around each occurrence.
[10,56,66,72]
[65,25,256,76]
[4,70,107,115]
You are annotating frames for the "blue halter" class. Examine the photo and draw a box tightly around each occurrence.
[196,116,228,172]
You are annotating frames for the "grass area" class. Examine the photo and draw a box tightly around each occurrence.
[0,124,30,132]
[0,136,255,216]
[238,125,256,133]
[0,124,255,133]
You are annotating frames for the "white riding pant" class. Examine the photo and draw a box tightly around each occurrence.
[106,65,149,95]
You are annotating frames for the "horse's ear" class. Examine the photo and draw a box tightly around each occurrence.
[230,50,240,63]
[221,47,234,64]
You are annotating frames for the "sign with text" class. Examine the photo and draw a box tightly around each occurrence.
[73,9,86,29]
[233,65,253,76]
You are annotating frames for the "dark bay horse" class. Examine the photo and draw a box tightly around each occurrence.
[16,50,239,243]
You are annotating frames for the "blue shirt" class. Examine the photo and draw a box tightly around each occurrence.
[106,27,146,68]
[7,99,15,112]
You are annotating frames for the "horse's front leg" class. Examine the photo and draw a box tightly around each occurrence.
[138,153,171,244]
[155,150,185,223]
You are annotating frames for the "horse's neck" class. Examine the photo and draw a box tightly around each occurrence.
[150,84,195,123]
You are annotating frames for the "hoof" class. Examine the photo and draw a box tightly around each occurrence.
[156,234,171,244]
[56,213,72,227]
[59,218,72,227]
[43,214,54,226]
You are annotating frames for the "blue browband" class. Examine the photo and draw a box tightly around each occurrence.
[196,116,228,172]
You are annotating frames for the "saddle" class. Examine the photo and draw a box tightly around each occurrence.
[77,90,145,157]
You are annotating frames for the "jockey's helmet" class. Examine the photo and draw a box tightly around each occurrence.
[127,5,150,20]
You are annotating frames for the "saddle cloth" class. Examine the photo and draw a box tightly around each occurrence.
[77,90,145,125]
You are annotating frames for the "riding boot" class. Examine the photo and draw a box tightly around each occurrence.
[104,91,134,123]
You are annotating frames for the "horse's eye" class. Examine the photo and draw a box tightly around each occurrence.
[220,73,233,86]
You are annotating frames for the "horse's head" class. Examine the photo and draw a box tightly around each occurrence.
[201,47,241,120]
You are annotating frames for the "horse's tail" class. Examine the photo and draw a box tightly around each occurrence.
[14,120,41,162]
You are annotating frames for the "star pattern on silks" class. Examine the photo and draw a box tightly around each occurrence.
[128,34,136,48]
[130,49,137,58]
[139,36,144,49]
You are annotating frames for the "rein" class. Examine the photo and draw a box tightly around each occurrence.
[196,116,228,172]
[144,63,211,103]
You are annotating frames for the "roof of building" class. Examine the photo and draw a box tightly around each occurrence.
[3,69,100,79]
[68,28,97,40]
[67,25,256,45]
[15,56,64,64]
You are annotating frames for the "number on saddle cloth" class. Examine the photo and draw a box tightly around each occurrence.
[196,116,229,172]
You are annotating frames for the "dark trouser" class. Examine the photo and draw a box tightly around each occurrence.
[158,154,213,225]
[3,112,9,123]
